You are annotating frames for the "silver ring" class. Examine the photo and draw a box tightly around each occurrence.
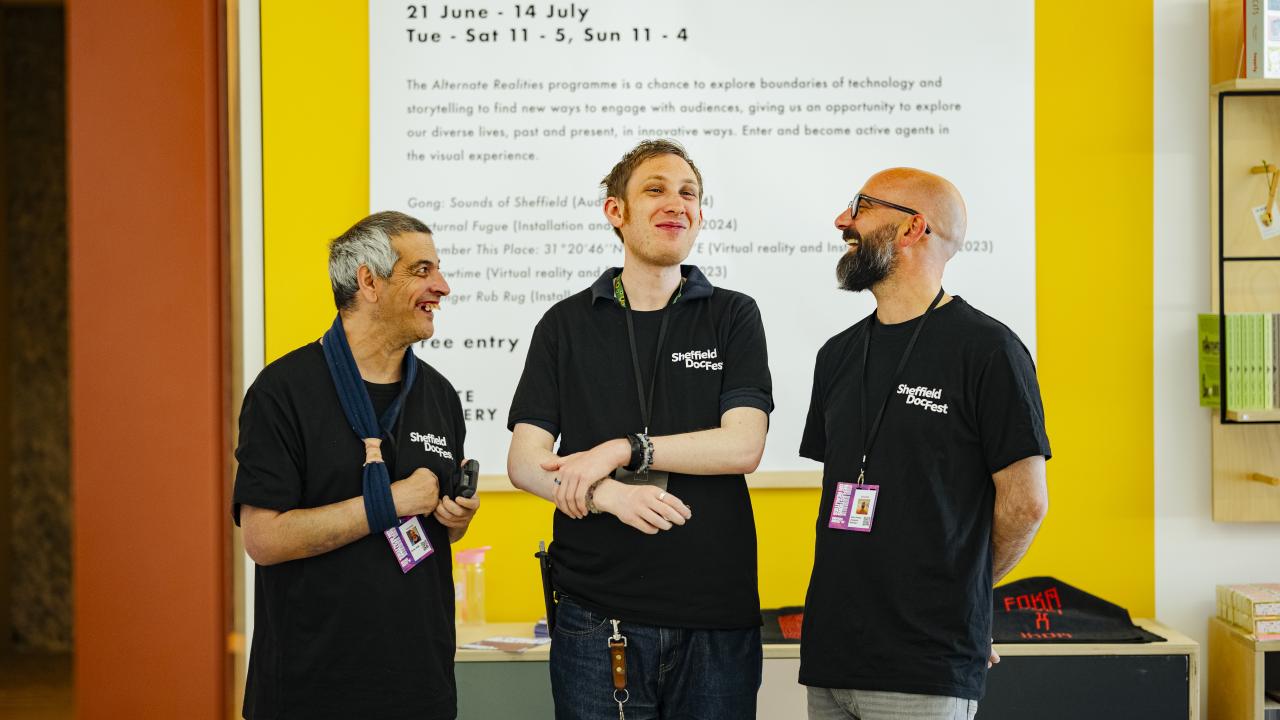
[657,491,666,500]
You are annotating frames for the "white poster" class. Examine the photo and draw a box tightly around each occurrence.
[370,1,1034,475]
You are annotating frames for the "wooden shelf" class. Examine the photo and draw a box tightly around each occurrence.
[1208,617,1280,720]
[459,618,1197,662]
[1213,79,1280,95]
[1225,409,1280,422]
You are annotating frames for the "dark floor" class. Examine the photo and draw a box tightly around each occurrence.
[0,652,73,720]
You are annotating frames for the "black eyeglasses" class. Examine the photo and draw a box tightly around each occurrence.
[848,193,931,235]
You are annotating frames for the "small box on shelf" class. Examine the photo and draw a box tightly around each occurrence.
[1219,584,1280,639]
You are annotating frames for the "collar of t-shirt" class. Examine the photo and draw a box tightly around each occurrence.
[589,265,714,305]
[365,380,402,420]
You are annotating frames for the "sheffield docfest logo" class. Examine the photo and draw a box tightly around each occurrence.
[897,384,949,414]
[1002,586,1070,639]
[671,347,724,371]
[409,431,455,460]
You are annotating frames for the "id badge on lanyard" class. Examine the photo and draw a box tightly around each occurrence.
[386,515,434,573]
[828,479,879,532]
[827,288,944,535]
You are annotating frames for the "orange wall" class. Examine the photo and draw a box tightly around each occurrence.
[68,0,228,717]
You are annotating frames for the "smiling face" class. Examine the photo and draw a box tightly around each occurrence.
[373,231,450,344]
[605,153,703,269]
[832,182,918,293]
[836,219,899,292]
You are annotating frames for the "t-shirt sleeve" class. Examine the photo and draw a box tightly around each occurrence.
[798,350,827,462]
[976,336,1052,475]
[719,295,773,416]
[231,381,305,525]
[507,311,561,438]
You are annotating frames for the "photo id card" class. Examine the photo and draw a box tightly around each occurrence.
[385,515,434,573]
[828,482,879,533]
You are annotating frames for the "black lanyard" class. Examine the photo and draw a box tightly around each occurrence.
[620,280,679,434]
[857,288,945,483]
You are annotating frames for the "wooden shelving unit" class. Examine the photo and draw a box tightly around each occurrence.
[1207,617,1280,720]
[1209,81,1280,522]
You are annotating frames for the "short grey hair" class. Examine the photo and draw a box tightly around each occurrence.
[329,211,432,310]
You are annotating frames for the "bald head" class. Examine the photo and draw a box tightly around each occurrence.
[861,168,967,255]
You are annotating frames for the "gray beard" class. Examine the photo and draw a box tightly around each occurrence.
[836,223,899,292]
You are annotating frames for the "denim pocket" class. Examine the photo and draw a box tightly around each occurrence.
[554,598,611,637]
[683,626,762,699]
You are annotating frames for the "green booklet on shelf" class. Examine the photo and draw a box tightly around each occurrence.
[1229,313,1240,411]
[1199,314,1220,408]
[1274,314,1280,409]
[1265,313,1275,410]
[1248,314,1256,410]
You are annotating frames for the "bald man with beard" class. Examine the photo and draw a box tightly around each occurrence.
[798,169,1052,720]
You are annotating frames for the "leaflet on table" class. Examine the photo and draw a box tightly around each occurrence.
[459,636,551,653]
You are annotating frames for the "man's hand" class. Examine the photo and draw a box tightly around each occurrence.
[592,479,692,535]
[988,641,1000,669]
[435,494,480,543]
[540,439,629,519]
[391,467,441,517]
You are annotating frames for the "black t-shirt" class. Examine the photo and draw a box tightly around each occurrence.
[232,342,465,720]
[798,297,1051,701]
[509,266,773,629]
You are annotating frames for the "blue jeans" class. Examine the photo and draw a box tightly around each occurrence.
[550,597,762,719]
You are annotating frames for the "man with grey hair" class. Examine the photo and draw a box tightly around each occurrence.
[232,210,478,720]
[799,169,1050,719]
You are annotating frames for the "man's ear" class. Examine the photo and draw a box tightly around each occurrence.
[356,265,380,303]
[899,216,928,247]
[603,196,625,230]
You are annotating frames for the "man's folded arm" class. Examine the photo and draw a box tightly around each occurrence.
[241,467,442,565]
[240,499,370,566]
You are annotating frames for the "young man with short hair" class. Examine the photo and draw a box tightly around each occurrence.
[508,140,773,719]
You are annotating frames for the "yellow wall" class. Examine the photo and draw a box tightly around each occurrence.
[261,0,368,351]
[1026,2,1154,616]
[260,1,1154,620]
